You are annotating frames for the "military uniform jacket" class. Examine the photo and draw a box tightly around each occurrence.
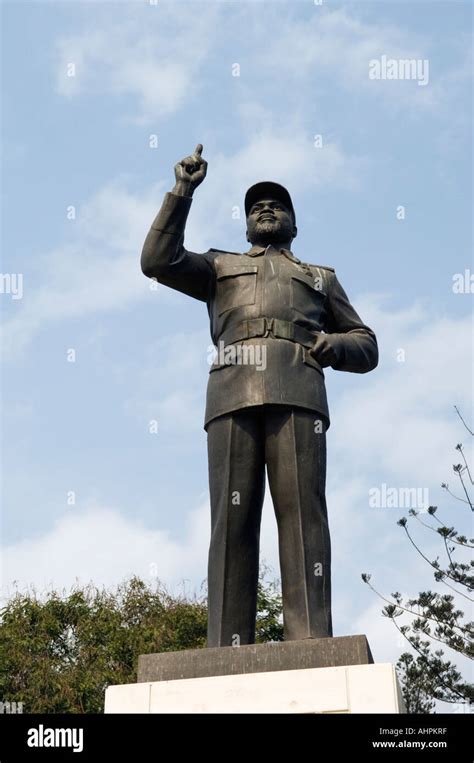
[141,192,378,430]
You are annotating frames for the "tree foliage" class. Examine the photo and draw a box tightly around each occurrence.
[0,571,283,713]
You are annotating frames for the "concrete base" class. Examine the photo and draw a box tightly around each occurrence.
[105,663,405,714]
[105,636,404,713]
[137,635,373,682]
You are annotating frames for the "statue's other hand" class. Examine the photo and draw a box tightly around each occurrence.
[310,333,338,368]
[173,144,208,195]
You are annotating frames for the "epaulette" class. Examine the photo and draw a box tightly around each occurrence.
[297,262,335,281]
[312,264,335,273]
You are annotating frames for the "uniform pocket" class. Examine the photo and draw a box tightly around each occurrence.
[290,273,326,319]
[215,265,258,316]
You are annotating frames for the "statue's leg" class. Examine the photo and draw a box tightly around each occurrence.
[206,406,266,647]
[265,405,333,640]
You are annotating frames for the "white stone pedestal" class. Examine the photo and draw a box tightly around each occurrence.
[105,662,405,714]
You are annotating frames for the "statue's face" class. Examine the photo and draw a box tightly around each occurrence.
[246,197,296,246]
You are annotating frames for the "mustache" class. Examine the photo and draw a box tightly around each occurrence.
[256,216,280,225]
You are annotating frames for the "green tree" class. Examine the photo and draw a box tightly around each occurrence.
[396,653,435,714]
[255,564,284,643]
[0,570,283,713]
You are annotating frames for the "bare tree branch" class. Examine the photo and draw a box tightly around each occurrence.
[454,405,473,436]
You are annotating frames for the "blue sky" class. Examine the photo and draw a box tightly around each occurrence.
[1,0,472,701]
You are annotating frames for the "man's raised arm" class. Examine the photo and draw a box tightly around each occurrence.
[141,144,214,303]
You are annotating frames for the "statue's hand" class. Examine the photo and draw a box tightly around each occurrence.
[310,333,338,368]
[173,144,208,196]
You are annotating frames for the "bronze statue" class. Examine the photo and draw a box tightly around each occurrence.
[141,144,378,647]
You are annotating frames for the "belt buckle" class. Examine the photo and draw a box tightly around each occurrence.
[264,317,274,337]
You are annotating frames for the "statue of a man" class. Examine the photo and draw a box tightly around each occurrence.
[141,144,378,647]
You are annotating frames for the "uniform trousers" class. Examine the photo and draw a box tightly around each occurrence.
[206,403,332,646]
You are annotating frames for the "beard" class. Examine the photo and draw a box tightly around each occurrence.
[249,219,292,246]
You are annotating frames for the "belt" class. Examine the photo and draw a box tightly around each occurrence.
[219,318,316,350]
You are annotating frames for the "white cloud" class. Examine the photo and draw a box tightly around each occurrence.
[1,178,170,361]
[1,501,210,605]
[55,3,221,123]
[244,6,444,112]
[329,296,473,488]
[352,599,406,664]
[53,2,452,127]
[123,329,212,434]
[0,490,280,607]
